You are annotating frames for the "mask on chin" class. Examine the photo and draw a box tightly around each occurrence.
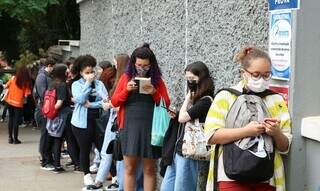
[245,76,270,93]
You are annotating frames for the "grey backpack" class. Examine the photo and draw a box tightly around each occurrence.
[213,88,276,190]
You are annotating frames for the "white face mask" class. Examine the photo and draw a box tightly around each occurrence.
[246,76,270,93]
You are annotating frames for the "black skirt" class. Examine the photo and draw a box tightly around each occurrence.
[120,91,161,159]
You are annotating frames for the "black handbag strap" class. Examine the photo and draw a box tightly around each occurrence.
[214,144,220,191]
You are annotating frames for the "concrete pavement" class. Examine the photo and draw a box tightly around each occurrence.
[0,124,84,191]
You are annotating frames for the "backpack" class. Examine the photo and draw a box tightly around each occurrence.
[213,88,276,189]
[41,89,58,119]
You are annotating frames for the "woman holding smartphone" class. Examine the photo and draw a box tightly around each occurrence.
[161,61,214,191]
[111,43,170,191]
[204,46,292,191]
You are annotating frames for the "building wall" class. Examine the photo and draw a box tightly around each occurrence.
[79,0,269,105]
[288,0,320,190]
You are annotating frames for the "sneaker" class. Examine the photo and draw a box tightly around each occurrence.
[53,167,65,174]
[89,163,99,174]
[105,182,119,191]
[13,139,22,144]
[19,123,27,128]
[86,183,103,190]
[84,174,94,186]
[74,165,82,173]
[41,164,55,171]
[65,161,74,167]
[61,152,70,159]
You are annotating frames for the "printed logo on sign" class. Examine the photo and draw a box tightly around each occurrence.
[270,13,291,41]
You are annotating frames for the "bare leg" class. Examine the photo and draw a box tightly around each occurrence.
[143,158,157,191]
[124,156,139,191]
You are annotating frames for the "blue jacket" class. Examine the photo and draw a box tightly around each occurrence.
[71,78,108,129]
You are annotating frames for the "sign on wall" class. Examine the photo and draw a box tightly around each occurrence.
[269,10,292,81]
[269,0,300,11]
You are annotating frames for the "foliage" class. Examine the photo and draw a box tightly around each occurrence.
[14,50,39,68]
[0,0,60,22]
[0,0,80,61]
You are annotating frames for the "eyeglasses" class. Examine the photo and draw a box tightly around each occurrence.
[135,64,151,70]
[243,69,272,81]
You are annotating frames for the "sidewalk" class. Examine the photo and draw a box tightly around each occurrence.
[0,124,83,191]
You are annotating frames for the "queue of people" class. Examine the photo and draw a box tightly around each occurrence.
[1,43,292,191]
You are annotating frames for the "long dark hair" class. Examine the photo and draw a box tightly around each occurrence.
[185,61,215,102]
[109,54,130,96]
[15,65,32,89]
[126,43,162,86]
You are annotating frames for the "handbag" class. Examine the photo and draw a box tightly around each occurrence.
[106,132,123,161]
[151,98,170,147]
[181,96,213,161]
[95,109,110,136]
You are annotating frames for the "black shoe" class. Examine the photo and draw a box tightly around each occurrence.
[8,138,13,144]
[107,183,119,189]
[13,139,21,144]
[87,184,103,190]
[65,161,74,167]
[74,165,82,173]
[53,167,65,174]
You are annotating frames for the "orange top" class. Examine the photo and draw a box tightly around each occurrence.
[5,76,31,108]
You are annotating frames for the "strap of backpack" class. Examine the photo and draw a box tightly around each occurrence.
[213,144,220,191]
[216,88,278,99]
[215,88,242,97]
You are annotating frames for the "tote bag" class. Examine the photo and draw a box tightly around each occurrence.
[151,98,170,146]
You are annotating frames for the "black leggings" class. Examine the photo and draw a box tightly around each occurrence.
[35,106,53,166]
[72,109,103,175]
[50,136,63,167]
[64,112,80,166]
[7,105,22,140]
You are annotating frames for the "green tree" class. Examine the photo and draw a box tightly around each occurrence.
[0,0,80,60]
[0,0,60,21]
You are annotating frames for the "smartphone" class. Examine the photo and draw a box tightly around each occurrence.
[133,79,140,89]
[161,106,176,114]
[264,118,279,123]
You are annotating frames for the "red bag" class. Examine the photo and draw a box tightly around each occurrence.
[41,89,58,119]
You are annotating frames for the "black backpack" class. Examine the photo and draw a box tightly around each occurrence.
[213,88,277,190]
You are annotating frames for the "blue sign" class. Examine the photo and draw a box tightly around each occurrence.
[269,0,300,11]
[269,10,292,81]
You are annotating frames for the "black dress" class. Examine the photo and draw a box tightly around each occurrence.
[120,91,161,159]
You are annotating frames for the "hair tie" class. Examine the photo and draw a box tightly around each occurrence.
[246,47,253,55]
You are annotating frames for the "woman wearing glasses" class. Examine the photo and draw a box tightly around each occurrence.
[204,46,292,191]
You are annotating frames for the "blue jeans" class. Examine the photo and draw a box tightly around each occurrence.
[160,153,199,191]
[117,161,143,191]
[95,110,117,183]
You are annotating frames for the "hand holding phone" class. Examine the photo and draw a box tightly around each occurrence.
[264,118,280,124]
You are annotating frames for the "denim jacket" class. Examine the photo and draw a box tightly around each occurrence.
[71,78,108,129]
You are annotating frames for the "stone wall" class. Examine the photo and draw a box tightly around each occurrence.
[79,0,269,106]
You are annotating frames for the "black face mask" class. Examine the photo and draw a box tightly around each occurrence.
[187,80,198,92]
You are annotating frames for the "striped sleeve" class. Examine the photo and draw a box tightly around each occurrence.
[204,90,236,144]
[265,94,293,154]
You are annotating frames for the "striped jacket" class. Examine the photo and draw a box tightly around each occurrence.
[204,82,292,191]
